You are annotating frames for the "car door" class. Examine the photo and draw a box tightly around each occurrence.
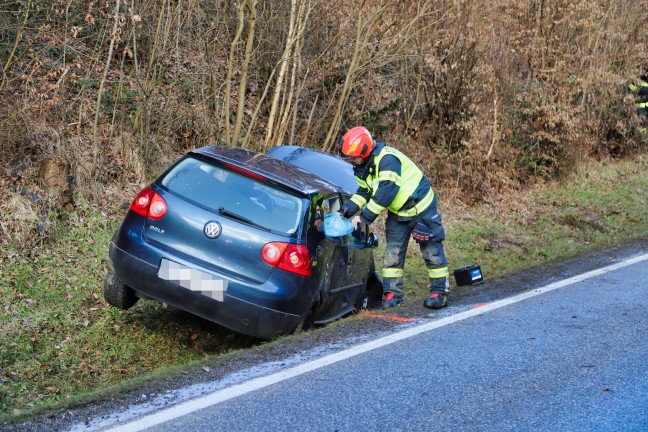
[339,194,374,304]
[308,194,360,323]
[344,214,372,281]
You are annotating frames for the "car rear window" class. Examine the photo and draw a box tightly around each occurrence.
[160,157,304,235]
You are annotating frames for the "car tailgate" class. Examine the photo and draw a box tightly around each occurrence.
[142,190,279,284]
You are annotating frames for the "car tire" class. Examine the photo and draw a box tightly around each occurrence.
[103,269,139,310]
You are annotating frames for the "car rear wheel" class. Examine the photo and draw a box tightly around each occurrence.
[103,269,139,310]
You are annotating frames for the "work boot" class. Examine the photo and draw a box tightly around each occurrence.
[423,292,447,309]
[382,292,403,308]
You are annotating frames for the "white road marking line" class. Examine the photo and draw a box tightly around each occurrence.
[103,253,648,432]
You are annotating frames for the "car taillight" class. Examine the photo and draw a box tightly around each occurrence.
[261,242,311,276]
[148,193,167,219]
[130,186,167,220]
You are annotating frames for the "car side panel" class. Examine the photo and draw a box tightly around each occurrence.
[310,238,352,323]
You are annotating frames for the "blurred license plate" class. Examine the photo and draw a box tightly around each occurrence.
[158,258,228,301]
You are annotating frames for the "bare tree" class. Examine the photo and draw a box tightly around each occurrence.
[224,0,248,145]
[91,0,122,177]
[322,0,440,151]
[263,0,314,149]
[231,0,259,146]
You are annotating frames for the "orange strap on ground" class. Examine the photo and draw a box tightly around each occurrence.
[364,311,416,323]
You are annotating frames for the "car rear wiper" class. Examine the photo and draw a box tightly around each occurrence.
[218,207,271,231]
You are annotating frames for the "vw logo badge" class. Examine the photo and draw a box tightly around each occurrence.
[203,221,222,239]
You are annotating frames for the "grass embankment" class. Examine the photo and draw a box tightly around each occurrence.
[400,158,648,296]
[1,157,648,422]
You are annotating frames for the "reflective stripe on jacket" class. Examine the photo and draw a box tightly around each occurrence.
[346,145,434,224]
[629,80,648,107]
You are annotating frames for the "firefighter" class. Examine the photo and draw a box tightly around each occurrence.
[629,74,648,135]
[336,126,450,309]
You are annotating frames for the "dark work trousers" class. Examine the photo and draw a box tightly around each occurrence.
[381,203,449,298]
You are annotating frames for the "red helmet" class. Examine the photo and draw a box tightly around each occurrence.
[337,126,374,159]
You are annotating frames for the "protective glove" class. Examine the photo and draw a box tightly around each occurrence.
[412,220,430,243]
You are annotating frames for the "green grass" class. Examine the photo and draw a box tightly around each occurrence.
[1,157,648,421]
[447,158,648,278]
[375,158,648,301]
[0,207,260,421]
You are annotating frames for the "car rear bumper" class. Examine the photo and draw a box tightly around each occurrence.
[109,241,302,339]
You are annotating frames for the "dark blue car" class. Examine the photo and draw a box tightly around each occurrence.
[104,145,382,339]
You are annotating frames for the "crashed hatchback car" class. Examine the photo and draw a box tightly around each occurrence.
[104,145,382,339]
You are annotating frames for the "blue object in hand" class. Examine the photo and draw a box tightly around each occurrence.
[323,214,354,238]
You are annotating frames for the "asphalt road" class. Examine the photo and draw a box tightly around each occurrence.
[97,252,648,432]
